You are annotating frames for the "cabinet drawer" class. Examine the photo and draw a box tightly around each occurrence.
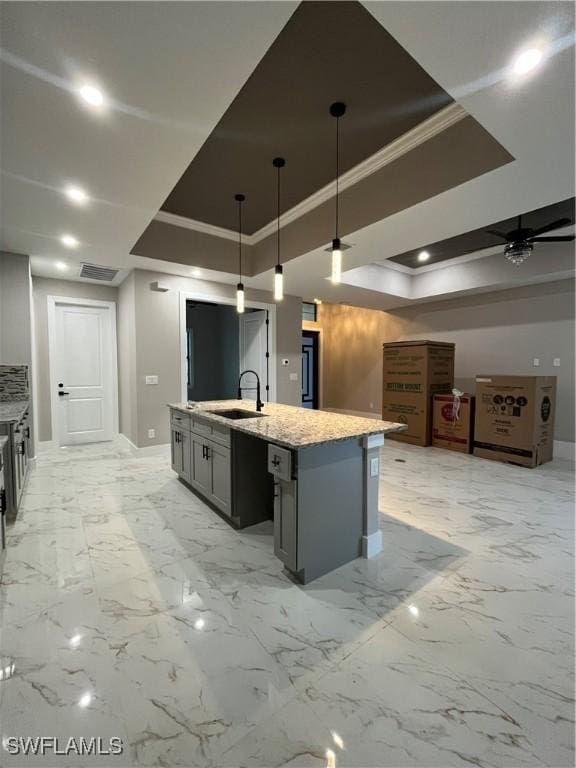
[210,422,230,447]
[191,417,212,437]
[171,410,191,430]
[267,444,293,482]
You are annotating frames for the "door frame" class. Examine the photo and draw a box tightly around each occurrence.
[179,290,277,404]
[47,296,119,446]
[302,329,320,409]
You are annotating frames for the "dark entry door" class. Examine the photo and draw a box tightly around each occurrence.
[301,331,319,409]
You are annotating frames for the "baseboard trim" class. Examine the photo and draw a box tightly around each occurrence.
[554,440,575,461]
[118,433,170,457]
[323,408,380,420]
[362,530,383,559]
[37,440,56,451]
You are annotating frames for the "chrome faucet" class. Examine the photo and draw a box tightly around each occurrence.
[238,370,264,412]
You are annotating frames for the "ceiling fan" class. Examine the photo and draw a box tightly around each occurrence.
[485,214,575,265]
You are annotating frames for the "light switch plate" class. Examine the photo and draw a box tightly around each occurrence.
[533,358,540,367]
[289,372,298,381]
[370,457,379,477]
[145,375,159,385]
[553,358,561,367]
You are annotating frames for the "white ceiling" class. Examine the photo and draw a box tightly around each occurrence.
[1,1,574,305]
[0,1,297,285]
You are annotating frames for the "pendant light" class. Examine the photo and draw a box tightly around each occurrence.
[235,193,245,313]
[329,101,346,284]
[272,157,286,301]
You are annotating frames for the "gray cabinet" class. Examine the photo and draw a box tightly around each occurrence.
[191,435,211,496]
[273,478,298,572]
[171,426,191,484]
[209,441,231,515]
[168,408,272,529]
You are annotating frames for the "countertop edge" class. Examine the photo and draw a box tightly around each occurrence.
[0,399,30,424]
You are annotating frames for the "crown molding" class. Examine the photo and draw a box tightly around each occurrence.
[154,210,250,244]
[154,102,468,247]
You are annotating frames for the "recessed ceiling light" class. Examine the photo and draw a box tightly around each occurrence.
[65,185,88,205]
[417,250,430,263]
[513,48,543,75]
[61,234,79,248]
[55,261,68,271]
[79,84,104,107]
[191,268,202,278]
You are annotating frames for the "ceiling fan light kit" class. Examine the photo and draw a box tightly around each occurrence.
[488,214,574,266]
[504,241,533,266]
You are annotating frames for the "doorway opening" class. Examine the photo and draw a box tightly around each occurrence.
[183,297,274,404]
[302,330,319,409]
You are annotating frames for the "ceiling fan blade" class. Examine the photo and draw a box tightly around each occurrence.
[529,218,572,237]
[530,235,575,242]
[485,229,509,240]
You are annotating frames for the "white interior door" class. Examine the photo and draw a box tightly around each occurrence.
[239,310,269,402]
[51,301,117,446]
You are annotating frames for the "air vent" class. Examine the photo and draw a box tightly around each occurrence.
[79,263,120,282]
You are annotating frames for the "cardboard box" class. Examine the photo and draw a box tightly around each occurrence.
[432,393,475,453]
[382,341,455,446]
[473,375,556,467]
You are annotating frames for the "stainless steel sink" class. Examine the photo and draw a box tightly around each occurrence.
[206,408,268,420]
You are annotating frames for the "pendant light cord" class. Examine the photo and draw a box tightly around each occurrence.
[335,114,339,239]
[238,199,242,282]
[277,164,281,266]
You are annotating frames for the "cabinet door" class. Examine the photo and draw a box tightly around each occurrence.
[209,442,231,515]
[179,430,192,484]
[170,428,182,475]
[273,479,298,572]
[191,436,211,495]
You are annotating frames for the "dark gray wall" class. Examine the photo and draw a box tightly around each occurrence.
[186,302,239,401]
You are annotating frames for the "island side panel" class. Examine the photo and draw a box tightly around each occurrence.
[296,438,363,583]
[362,433,384,558]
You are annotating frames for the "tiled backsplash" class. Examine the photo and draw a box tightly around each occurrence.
[0,364,29,401]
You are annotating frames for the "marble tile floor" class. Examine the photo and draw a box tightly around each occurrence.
[0,439,573,767]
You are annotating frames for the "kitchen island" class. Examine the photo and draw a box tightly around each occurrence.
[168,400,404,583]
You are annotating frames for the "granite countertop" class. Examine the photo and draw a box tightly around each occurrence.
[168,400,405,449]
[0,400,29,424]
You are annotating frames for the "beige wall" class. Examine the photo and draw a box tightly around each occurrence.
[313,303,404,416]
[32,277,118,442]
[317,279,575,443]
[121,269,302,448]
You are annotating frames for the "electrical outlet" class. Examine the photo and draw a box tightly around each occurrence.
[148,428,155,439]
[553,358,561,367]
[289,372,298,381]
[145,375,159,385]
[533,358,540,367]
[369,402,374,410]
[370,457,379,477]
